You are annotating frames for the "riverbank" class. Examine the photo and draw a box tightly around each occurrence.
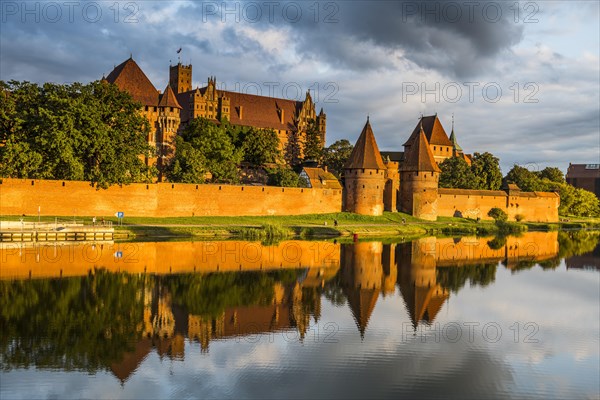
[2,213,598,241]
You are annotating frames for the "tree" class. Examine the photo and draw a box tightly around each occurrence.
[240,127,281,166]
[177,117,242,184]
[303,119,323,162]
[267,167,308,187]
[470,152,502,190]
[0,80,155,188]
[503,165,543,191]
[537,167,564,183]
[439,156,476,189]
[322,139,354,178]
[165,136,208,183]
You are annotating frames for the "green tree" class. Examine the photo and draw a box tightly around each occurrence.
[322,139,354,178]
[166,136,208,183]
[470,152,502,190]
[177,117,242,184]
[303,119,323,161]
[439,156,476,189]
[537,167,565,183]
[0,80,155,188]
[267,167,308,187]
[241,127,281,166]
[503,165,543,191]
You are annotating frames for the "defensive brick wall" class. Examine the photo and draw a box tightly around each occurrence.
[0,178,342,218]
[437,188,559,222]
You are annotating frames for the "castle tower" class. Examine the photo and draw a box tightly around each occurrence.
[169,62,192,94]
[344,118,387,216]
[316,108,327,145]
[399,124,441,221]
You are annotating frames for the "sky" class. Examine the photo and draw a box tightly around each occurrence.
[1,0,598,173]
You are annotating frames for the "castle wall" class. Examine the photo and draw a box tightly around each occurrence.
[0,178,341,218]
[436,188,559,222]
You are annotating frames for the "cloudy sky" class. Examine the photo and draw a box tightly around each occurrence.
[1,1,598,173]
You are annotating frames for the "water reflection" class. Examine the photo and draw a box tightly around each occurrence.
[0,231,598,398]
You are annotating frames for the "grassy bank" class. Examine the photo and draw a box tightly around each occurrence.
[2,213,598,240]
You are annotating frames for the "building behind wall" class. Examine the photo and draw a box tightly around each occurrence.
[103,57,327,172]
[566,163,600,198]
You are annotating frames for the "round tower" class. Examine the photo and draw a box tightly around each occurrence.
[344,118,387,216]
[399,124,441,221]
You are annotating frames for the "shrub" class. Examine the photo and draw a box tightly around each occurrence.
[514,214,525,222]
[488,207,508,222]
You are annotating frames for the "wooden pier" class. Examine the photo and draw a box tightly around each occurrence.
[0,221,114,242]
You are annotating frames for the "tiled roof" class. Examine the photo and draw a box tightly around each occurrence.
[380,151,404,163]
[301,167,342,189]
[344,119,386,170]
[105,58,159,106]
[401,126,441,172]
[438,188,507,196]
[178,87,304,131]
[158,85,182,109]
[224,90,301,131]
[403,115,453,147]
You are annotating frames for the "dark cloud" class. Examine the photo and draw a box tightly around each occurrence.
[271,1,525,78]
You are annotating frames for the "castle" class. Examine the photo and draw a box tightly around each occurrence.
[343,116,560,222]
[103,57,326,171]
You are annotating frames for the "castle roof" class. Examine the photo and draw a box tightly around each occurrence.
[105,57,159,106]
[177,87,307,131]
[344,119,386,170]
[403,115,453,147]
[301,167,342,189]
[158,85,182,109]
[449,129,463,152]
[401,126,441,172]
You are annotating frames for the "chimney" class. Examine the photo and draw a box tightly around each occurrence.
[323,166,328,172]
[280,108,285,124]
[239,106,243,120]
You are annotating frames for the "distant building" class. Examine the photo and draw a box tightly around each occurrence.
[103,57,326,174]
[566,164,600,198]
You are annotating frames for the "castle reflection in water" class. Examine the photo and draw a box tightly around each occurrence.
[1,231,593,382]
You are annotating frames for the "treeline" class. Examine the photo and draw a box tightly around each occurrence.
[439,152,599,217]
[504,165,599,217]
[0,80,154,188]
[166,117,315,187]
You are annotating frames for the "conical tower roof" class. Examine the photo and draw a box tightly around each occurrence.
[401,126,441,173]
[159,85,182,109]
[403,115,453,147]
[344,118,386,170]
[105,57,158,106]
